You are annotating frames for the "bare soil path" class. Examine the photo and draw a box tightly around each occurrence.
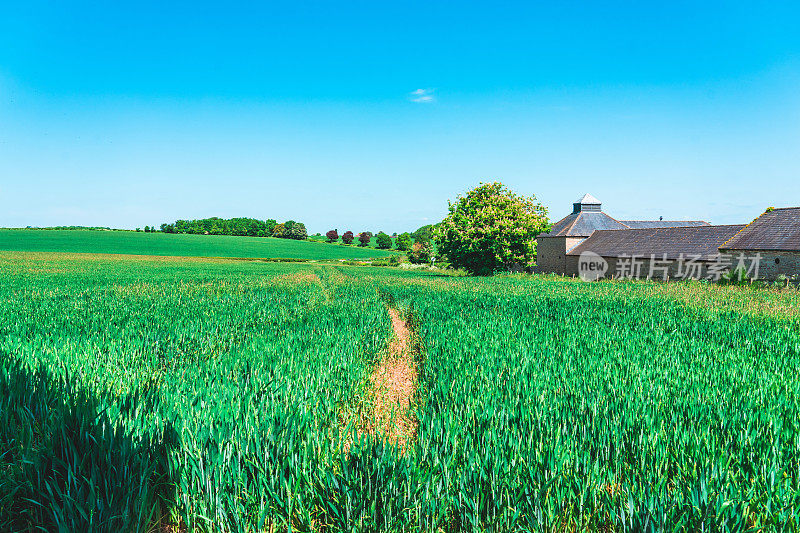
[365,307,418,449]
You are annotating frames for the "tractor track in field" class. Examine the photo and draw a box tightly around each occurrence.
[364,306,419,449]
[338,296,421,454]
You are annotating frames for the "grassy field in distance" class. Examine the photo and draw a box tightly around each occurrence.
[0,229,398,260]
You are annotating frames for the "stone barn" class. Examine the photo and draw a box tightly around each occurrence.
[537,196,800,281]
[536,194,708,276]
[719,207,800,280]
[565,224,746,280]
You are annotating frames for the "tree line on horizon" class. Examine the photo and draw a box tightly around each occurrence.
[324,225,435,247]
[159,217,307,240]
[150,216,436,255]
[16,182,549,273]
[325,181,551,274]
[321,224,436,262]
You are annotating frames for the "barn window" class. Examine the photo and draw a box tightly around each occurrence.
[775,258,781,264]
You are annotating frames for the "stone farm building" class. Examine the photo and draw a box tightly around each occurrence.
[537,194,800,281]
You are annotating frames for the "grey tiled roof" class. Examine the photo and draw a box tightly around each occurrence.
[541,213,711,238]
[721,207,800,251]
[567,224,746,260]
[621,220,710,229]
[539,211,629,237]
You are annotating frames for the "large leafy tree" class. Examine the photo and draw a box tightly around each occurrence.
[326,229,339,243]
[282,220,308,240]
[341,231,354,245]
[375,232,392,249]
[436,182,549,276]
[395,232,413,251]
[407,241,433,264]
[412,224,435,244]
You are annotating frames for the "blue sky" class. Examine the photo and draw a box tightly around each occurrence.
[1,1,799,232]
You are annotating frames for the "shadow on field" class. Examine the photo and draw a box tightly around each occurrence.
[0,356,177,533]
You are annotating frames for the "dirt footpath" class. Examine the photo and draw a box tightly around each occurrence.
[365,307,418,449]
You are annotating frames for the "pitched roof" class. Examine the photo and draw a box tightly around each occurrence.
[540,211,629,237]
[620,220,710,229]
[720,207,800,251]
[567,224,746,260]
[541,192,715,239]
[541,214,712,238]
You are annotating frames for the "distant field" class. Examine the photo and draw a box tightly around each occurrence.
[0,229,398,260]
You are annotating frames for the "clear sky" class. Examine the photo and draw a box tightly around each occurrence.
[2,1,799,232]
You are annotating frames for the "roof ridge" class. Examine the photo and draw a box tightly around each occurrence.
[706,224,749,228]
[719,210,768,249]
[563,212,581,234]
[539,212,578,237]
[592,223,745,235]
[601,211,629,227]
[567,223,747,259]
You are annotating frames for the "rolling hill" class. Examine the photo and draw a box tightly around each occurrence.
[0,229,399,260]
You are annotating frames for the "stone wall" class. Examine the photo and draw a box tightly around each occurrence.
[537,236,588,275]
[565,255,728,281]
[536,237,567,274]
[739,251,800,280]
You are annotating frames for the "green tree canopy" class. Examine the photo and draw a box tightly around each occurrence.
[164,217,279,237]
[283,221,308,240]
[412,224,436,244]
[407,241,433,264]
[395,232,413,251]
[375,232,392,249]
[436,182,549,276]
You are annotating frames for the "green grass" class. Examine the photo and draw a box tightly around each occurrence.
[382,275,800,530]
[2,252,800,531]
[0,254,403,531]
[0,229,398,260]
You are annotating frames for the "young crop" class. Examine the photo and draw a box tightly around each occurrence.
[377,276,800,530]
[0,257,392,531]
[2,253,800,531]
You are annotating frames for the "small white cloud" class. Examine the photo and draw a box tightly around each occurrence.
[409,88,435,103]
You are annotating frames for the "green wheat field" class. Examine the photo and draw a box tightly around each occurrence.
[2,244,800,531]
[0,229,397,260]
